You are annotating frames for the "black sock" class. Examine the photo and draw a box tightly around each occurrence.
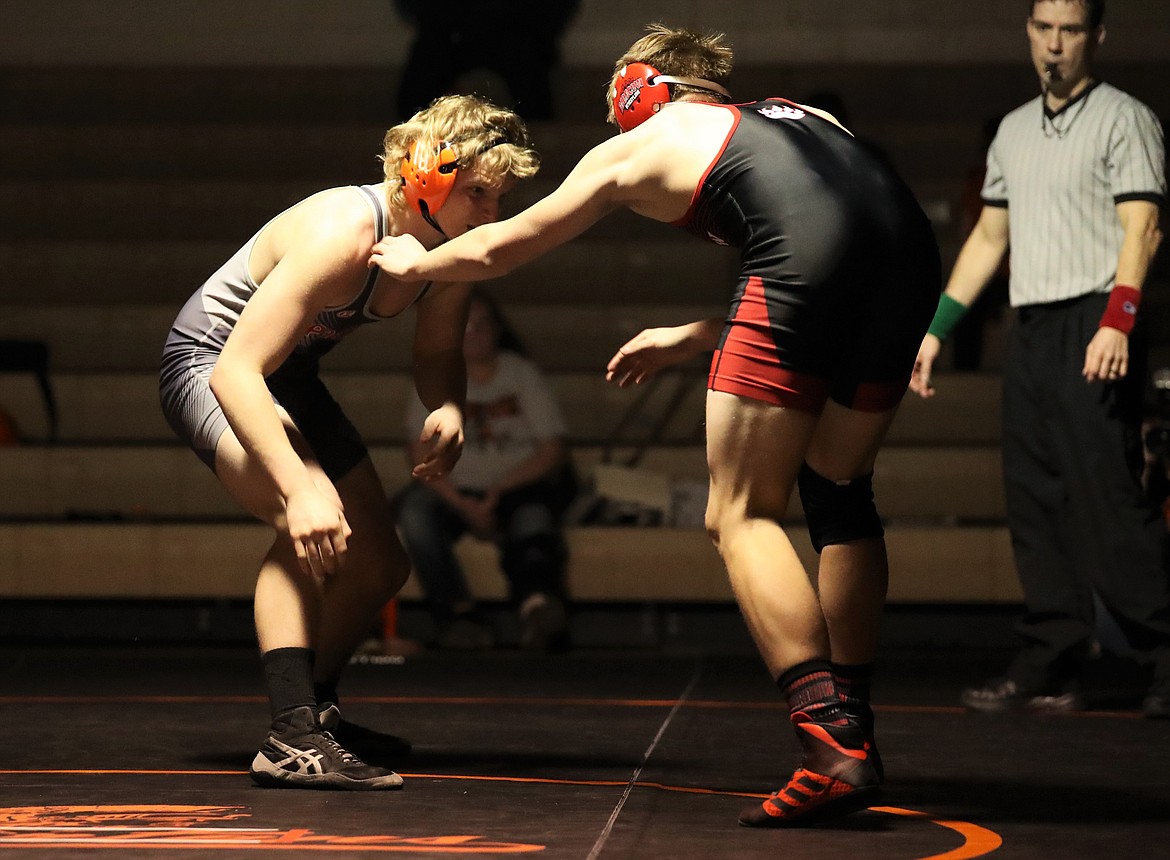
[831,661,874,724]
[262,647,316,719]
[776,659,848,726]
[314,681,339,710]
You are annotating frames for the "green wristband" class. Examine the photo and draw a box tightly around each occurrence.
[926,294,968,341]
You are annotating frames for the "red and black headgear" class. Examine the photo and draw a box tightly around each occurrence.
[610,62,730,133]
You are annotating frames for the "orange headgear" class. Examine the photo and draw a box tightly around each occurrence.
[611,62,731,133]
[400,139,459,218]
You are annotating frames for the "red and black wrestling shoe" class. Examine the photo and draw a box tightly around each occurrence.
[739,715,880,828]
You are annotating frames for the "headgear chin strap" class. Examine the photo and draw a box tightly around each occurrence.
[400,135,513,235]
[611,62,731,132]
[401,139,459,233]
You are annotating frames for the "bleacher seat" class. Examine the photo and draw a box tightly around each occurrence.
[17,51,1137,610]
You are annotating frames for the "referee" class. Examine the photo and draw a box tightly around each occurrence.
[911,0,1170,718]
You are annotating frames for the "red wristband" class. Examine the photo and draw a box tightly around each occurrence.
[1099,285,1141,335]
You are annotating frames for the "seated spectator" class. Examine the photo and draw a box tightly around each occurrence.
[394,288,577,650]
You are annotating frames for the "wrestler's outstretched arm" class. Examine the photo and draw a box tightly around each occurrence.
[605,318,723,387]
[368,117,686,284]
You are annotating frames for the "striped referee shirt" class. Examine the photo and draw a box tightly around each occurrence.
[982,81,1166,307]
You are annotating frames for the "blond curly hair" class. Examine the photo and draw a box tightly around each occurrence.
[381,94,540,209]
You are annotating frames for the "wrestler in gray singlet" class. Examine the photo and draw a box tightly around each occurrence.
[159,184,430,480]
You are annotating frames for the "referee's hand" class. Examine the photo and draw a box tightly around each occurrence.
[1083,327,1129,383]
[909,334,941,399]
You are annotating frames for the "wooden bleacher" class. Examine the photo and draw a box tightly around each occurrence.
[0,57,1056,610]
[0,367,1016,603]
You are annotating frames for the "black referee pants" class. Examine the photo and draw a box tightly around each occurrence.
[1002,292,1170,688]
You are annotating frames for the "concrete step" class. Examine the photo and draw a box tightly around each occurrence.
[0,121,609,182]
[8,62,1166,127]
[0,368,708,446]
[0,302,726,372]
[0,369,1002,446]
[0,237,736,306]
[0,442,1005,522]
[0,520,1021,603]
[0,119,986,184]
[0,176,687,242]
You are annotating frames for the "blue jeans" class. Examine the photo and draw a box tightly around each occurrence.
[393,475,573,621]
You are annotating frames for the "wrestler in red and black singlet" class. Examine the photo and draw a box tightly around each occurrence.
[675,98,941,413]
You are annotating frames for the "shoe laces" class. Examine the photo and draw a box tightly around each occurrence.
[317,730,363,765]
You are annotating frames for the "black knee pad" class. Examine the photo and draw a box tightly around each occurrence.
[797,463,884,553]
